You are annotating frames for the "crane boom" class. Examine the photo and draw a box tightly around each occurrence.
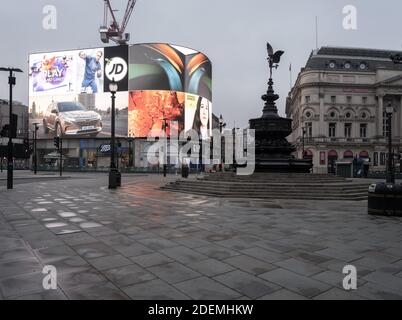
[100,0,138,45]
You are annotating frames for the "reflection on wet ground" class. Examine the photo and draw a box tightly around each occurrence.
[0,173,401,300]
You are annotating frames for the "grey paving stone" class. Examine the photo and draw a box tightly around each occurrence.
[131,252,174,268]
[159,246,209,264]
[65,282,129,300]
[103,264,155,287]
[47,255,90,275]
[240,247,287,263]
[186,259,235,277]
[355,282,402,300]
[259,268,331,298]
[313,288,366,300]
[174,276,242,300]
[214,270,281,299]
[58,268,108,289]
[259,289,308,300]
[35,245,78,263]
[147,262,201,284]
[14,289,67,300]
[88,254,133,271]
[352,251,400,270]
[223,255,277,275]
[0,257,42,278]
[315,247,363,262]
[0,272,44,298]
[0,247,34,262]
[166,234,211,249]
[114,243,154,258]
[123,279,189,300]
[312,270,366,288]
[363,271,402,294]
[59,233,99,246]
[274,258,325,277]
[287,250,332,264]
[195,244,241,260]
[138,238,178,250]
[72,242,118,260]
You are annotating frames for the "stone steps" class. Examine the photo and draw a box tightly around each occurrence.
[160,186,368,201]
[160,173,369,201]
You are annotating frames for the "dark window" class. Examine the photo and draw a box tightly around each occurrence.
[360,123,367,138]
[305,122,312,137]
[344,123,352,138]
[374,152,378,166]
[305,96,310,104]
[331,96,336,104]
[329,123,336,137]
[362,97,367,104]
[380,152,386,166]
[347,96,352,104]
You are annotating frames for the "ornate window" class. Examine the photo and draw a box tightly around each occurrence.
[329,123,337,137]
[344,123,352,138]
[360,123,367,138]
[359,62,368,70]
[329,61,336,69]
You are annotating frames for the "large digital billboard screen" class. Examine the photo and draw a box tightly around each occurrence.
[28,43,212,139]
[128,44,212,139]
[28,46,129,139]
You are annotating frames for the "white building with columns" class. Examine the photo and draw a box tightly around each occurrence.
[286,47,402,174]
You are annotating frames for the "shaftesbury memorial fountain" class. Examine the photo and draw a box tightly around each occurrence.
[249,43,313,173]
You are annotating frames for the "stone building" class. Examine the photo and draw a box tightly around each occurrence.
[286,47,402,174]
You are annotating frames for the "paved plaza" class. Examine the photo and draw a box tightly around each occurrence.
[0,171,402,300]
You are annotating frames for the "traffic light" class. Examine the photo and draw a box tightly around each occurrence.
[53,136,60,149]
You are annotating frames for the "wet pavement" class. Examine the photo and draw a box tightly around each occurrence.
[0,172,402,300]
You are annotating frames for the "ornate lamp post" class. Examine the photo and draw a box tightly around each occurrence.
[385,102,395,184]
[108,79,120,189]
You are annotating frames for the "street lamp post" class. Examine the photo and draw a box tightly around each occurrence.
[32,123,39,174]
[108,79,120,189]
[385,103,395,184]
[161,116,168,177]
[0,67,23,189]
[219,114,226,171]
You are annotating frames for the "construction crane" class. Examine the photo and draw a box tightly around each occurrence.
[100,0,138,45]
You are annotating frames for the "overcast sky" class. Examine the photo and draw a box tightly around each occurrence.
[1,0,402,127]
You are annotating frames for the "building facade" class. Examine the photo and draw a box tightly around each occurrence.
[0,99,30,168]
[286,47,402,174]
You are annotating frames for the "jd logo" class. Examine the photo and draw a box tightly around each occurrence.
[105,57,128,82]
[42,265,57,290]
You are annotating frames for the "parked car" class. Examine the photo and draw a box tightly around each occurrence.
[43,101,102,137]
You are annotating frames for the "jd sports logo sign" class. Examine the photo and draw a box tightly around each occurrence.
[104,45,129,92]
[105,57,128,82]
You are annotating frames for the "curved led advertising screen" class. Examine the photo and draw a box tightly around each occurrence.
[128,43,212,139]
[28,43,212,139]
